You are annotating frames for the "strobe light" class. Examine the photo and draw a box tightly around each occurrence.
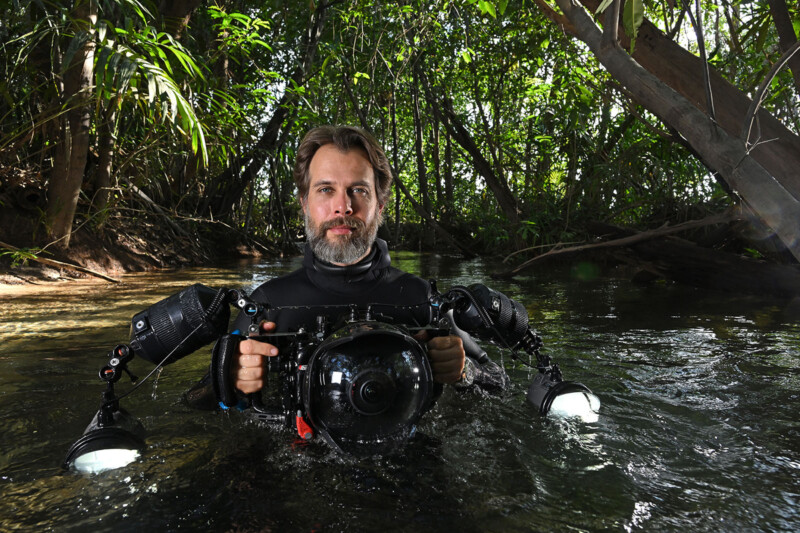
[439,284,600,423]
[64,344,146,473]
[527,370,600,423]
[65,285,239,474]
[63,408,145,474]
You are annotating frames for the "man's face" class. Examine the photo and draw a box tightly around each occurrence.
[302,144,384,265]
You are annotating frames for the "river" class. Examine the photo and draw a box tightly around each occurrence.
[1,252,798,532]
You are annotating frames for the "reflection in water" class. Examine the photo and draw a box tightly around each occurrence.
[1,255,799,531]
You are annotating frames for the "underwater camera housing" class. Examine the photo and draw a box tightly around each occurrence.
[211,315,437,455]
[211,316,434,455]
[64,282,599,472]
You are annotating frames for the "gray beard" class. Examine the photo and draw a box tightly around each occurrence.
[305,211,382,265]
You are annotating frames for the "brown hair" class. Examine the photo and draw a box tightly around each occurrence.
[293,125,393,206]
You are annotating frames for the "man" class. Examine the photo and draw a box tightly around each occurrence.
[232,125,471,394]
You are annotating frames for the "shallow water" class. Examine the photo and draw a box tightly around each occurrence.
[1,253,799,532]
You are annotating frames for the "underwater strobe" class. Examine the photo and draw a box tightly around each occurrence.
[63,282,599,473]
[438,283,601,423]
[64,284,235,473]
[62,344,146,473]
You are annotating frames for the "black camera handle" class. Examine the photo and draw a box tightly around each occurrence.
[211,288,272,409]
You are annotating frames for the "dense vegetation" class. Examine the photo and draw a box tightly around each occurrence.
[1,0,798,270]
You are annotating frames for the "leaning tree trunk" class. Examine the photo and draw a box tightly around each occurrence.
[422,80,521,226]
[46,0,97,248]
[553,0,800,262]
[533,0,800,206]
[200,3,329,219]
[766,0,800,93]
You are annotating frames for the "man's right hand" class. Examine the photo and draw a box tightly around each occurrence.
[234,321,279,394]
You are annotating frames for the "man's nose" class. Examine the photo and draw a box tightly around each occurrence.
[333,191,353,215]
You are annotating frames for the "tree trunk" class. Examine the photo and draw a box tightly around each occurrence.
[443,123,454,223]
[554,0,800,262]
[430,112,444,218]
[423,83,520,225]
[158,0,202,40]
[581,0,800,202]
[766,0,800,92]
[92,106,116,218]
[391,87,401,243]
[411,69,430,216]
[46,0,97,248]
[201,3,329,219]
[534,0,800,205]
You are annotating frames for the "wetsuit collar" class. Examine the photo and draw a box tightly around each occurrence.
[303,238,391,283]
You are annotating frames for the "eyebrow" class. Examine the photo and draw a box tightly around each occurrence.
[311,179,373,189]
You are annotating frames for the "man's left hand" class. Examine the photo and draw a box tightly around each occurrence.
[425,335,465,384]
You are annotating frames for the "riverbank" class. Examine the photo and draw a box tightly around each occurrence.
[0,208,278,287]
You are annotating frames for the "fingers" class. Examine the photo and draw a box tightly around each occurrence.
[413,329,432,342]
[427,335,465,384]
[238,338,278,357]
[234,336,279,394]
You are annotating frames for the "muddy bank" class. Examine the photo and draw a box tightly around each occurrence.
[0,208,279,287]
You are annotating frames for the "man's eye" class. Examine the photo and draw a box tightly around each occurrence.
[352,188,368,195]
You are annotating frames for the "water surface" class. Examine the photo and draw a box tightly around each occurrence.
[1,254,798,532]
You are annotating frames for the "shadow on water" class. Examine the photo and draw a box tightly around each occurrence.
[1,254,799,531]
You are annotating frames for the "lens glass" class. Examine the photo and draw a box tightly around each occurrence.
[72,448,140,474]
[304,323,433,454]
[548,391,601,423]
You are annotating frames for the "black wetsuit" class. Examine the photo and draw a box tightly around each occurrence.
[231,239,433,334]
[185,239,507,409]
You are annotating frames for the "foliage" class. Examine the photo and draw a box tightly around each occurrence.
[1,0,797,257]
[0,247,43,267]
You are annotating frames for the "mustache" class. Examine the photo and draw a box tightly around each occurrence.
[320,216,367,233]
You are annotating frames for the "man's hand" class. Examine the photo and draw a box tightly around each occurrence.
[234,321,279,394]
[425,335,466,384]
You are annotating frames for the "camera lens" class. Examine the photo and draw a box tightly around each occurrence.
[303,322,434,455]
[349,371,395,415]
[362,382,380,402]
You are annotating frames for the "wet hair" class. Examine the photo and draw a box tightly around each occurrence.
[294,125,393,206]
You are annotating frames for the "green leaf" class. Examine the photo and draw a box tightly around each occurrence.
[595,0,615,14]
[478,0,497,18]
[353,71,371,85]
[622,0,644,53]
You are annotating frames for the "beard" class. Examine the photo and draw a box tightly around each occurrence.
[305,210,382,265]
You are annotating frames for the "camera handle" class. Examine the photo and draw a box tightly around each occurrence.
[210,333,244,409]
[440,309,489,364]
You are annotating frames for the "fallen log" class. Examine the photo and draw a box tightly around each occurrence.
[494,211,738,279]
[493,211,800,298]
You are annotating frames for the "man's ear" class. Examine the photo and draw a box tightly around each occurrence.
[299,194,308,213]
[378,202,385,214]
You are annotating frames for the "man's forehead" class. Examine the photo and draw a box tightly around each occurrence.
[308,146,376,186]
